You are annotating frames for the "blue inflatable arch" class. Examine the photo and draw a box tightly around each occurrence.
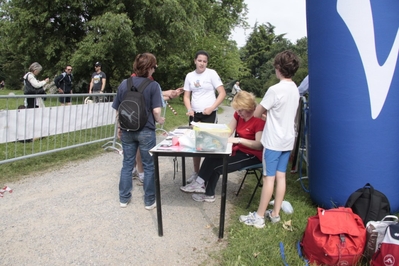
[306,0,399,212]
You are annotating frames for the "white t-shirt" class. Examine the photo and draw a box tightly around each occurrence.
[183,68,223,112]
[232,84,241,94]
[260,80,299,151]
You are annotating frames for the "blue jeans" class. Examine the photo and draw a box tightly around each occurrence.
[119,129,156,206]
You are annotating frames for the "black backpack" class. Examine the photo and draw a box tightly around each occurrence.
[345,183,391,226]
[118,77,152,131]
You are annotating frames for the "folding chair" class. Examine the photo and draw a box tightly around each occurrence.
[236,163,263,208]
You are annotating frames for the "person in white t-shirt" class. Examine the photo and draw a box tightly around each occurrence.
[239,50,300,228]
[231,81,241,95]
[183,50,226,184]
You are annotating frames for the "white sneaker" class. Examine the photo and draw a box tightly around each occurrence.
[132,167,138,177]
[192,193,215,202]
[187,172,198,184]
[145,202,156,210]
[180,181,205,193]
[265,209,281,223]
[239,212,265,228]
[120,198,131,208]
[138,173,144,183]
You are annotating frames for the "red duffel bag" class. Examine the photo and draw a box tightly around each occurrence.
[301,207,366,265]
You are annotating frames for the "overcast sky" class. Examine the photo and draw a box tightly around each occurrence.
[231,0,307,47]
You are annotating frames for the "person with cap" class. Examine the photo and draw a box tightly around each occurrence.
[89,62,106,103]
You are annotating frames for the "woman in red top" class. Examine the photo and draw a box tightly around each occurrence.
[180,91,265,202]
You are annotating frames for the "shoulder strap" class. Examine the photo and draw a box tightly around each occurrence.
[126,77,153,92]
[279,242,309,266]
[24,73,31,81]
[136,78,153,93]
[126,77,133,91]
[346,183,373,207]
[59,72,66,83]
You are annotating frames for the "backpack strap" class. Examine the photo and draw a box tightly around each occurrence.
[346,183,374,208]
[127,77,153,92]
[346,183,381,224]
[279,242,309,266]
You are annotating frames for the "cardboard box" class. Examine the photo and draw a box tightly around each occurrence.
[192,122,230,152]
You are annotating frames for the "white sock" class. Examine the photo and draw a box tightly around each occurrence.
[196,176,205,185]
[138,172,144,178]
[255,212,264,219]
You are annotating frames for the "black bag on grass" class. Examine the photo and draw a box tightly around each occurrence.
[345,183,391,226]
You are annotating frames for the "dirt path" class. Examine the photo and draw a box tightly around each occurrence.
[0,106,244,265]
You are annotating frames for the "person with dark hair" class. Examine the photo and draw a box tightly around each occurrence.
[240,50,300,228]
[183,50,226,185]
[130,71,183,183]
[89,62,106,103]
[0,80,5,90]
[112,53,164,210]
[54,65,73,105]
[180,91,264,202]
[23,62,49,108]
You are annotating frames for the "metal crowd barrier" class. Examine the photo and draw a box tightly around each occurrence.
[0,93,118,165]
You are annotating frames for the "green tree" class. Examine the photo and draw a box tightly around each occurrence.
[0,0,247,91]
[238,22,307,97]
[238,23,292,96]
[291,36,308,84]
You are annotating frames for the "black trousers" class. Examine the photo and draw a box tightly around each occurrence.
[198,150,261,196]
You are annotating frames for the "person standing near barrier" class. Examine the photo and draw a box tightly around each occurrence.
[180,91,264,202]
[112,53,164,210]
[239,50,300,228]
[23,62,49,108]
[183,50,226,184]
[89,62,106,103]
[54,65,73,106]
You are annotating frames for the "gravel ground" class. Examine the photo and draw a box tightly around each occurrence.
[0,105,244,266]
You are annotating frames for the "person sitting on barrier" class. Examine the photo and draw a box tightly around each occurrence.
[179,91,265,202]
[23,62,49,108]
[239,50,300,228]
[232,81,242,95]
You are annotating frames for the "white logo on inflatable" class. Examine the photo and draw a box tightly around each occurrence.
[337,0,399,119]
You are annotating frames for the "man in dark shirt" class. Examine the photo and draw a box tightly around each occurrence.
[54,65,73,105]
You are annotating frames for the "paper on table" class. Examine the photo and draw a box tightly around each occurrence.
[169,129,189,136]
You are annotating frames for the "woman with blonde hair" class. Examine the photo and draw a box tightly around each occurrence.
[180,91,265,202]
